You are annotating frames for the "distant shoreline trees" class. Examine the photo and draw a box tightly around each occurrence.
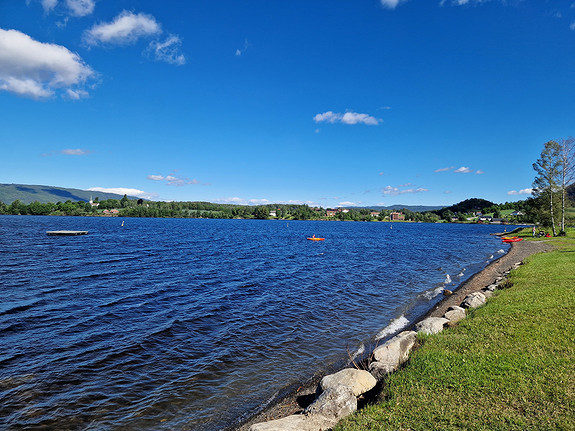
[0,195,554,225]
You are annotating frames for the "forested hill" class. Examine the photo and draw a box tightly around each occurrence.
[0,184,133,204]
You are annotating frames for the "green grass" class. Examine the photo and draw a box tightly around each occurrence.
[336,235,575,431]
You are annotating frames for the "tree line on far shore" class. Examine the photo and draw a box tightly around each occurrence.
[1,137,573,227]
[1,194,568,225]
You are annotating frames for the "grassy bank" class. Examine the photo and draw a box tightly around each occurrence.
[336,232,575,431]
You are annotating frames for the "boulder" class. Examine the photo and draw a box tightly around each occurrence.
[461,291,486,309]
[484,284,498,292]
[482,289,493,299]
[415,317,449,335]
[443,289,453,296]
[369,331,417,378]
[443,306,466,326]
[248,414,336,431]
[319,368,377,397]
[304,385,357,421]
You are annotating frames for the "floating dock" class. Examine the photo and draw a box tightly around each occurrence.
[46,231,89,236]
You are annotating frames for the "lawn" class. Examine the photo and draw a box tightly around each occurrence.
[336,233,575,431]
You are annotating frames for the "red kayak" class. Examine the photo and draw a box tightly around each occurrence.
[502,238,523,243]
[307,236,325,241]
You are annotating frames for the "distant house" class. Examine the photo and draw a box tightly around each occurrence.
[390,212,405,221]
[511,211,524,216]
[103,209,120,215]
[326,209,338,217]
[89,197,99,207]
[370,211,380,217]
[340,208,350,213]
[269,210,277,217]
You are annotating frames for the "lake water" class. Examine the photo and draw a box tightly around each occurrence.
[0,216,512,430]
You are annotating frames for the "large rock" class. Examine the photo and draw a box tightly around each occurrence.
[248,414,336,431]
[461,291,487,309]
[443,306,466,326]
[415,317,449,335]
[304,385,357,421]
[482,289,494,299]
[319,368,377,396]
[369,331,417,378]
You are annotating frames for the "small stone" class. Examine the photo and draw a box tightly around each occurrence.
[443,289,453,296]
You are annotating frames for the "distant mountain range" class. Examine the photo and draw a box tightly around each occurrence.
[0,184,135,205]
[1,183,449,211]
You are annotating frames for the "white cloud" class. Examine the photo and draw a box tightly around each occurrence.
[88,187,155,199]
[337,201,358,207]
[454,166,472,173]
[380,0,408,9]
[313,111,381,125]
[0,28,94,99]
[61,148,90,155]
[507,188,533,195]
[148,35,186,65]
[147,173,201,186]
[84,11,161,46]
[66,0,95,17]
[475,169,484,174]
[570,21,575,31]
[382,185,428,196]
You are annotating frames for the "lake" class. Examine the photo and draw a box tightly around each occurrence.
[0,216,512,430]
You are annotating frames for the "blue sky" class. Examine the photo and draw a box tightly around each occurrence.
[1,0,574,207]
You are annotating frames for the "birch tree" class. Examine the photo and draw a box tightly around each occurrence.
[532,140,561,236]
[558,137,575,233]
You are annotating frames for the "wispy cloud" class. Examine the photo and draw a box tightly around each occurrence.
[146,173,202,186]
[88,187,156,199]
[381,185,428,196]
[235,39,249,56]
[435,166,483,174]
[507,188,533,195]
[37,0,95,16]
[148,35,186,65]
[380,0,408,9]
[313,111,382,125]
[434,166,454,172]
[66,0,95,17]
[0,29,95,99]
[61,148,90,155]
[570,21,575,31]
[40,0,58,13]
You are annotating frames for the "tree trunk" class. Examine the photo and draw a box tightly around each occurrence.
[550,190,557,236]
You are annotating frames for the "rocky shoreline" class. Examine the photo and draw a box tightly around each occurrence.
[232,237,554,431]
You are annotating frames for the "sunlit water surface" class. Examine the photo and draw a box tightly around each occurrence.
[0,216,512,430]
